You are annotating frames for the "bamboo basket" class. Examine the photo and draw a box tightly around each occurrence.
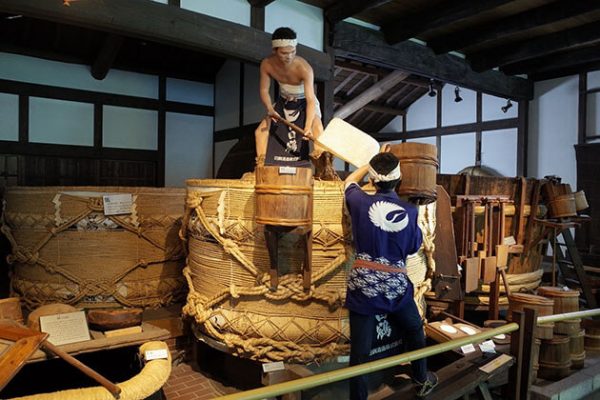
[1,186,187,311]
[182,177,436,362]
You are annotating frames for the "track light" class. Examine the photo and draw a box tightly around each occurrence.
[501,99,513,113]
[454,86,463,103]
[428,79,437,97]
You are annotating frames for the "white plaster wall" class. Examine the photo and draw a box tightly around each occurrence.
[181,0,250,26]
[528,76,578,187]
[243,63,264,125]
[406,94,436,131]
[442,86,476,126]
[483,94,517,121]
[380,116,403,133]
[151,0,168,4]
[0,52,158,98]
[29,98,94,146]
[165,112,213,186]
[0,93,18,141]
[406,137,437,146]
[103,106,158,150]
[166,77,214,106]
[481,128,517,177]
[587,71,600,143]
[265,0,324,51]
[440,133,476,174]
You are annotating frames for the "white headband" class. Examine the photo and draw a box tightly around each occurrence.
[368,164,401,182]
[272,39,297,48]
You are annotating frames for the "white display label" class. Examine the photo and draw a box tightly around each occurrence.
[479,340,496,353]
[39,311,91,346]
[337,355,350,363]
[103,194,133,215]
[279,166,297,175]
[461,344,476,354]
[262,361,285,373]
[145,349,169,361]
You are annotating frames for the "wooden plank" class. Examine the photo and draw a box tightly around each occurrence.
[503,45,600,78]
[334,97,405,116]
[91,33,124,80]
[325,0,393,24]
[0,141,158,161]
[517,100,528,176]
[333,22,532,100]
[508,310,524,400]
[579,73,588,145]
[0,334,47,391]
[0,0,332,81]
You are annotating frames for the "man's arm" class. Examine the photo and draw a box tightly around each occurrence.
[344,164,370,189]
[259,60,277,118]
[300,61,316,138]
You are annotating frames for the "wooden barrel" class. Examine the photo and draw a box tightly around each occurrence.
[574,191,589,212]
[389,143,438,204]
[508,293,555,339]
[255,166,313,226]
[538,335,572,381]
[583,319,600,351]
[2,186,187,311]
[569,329,585,369]
[547,193,576,219]
[537,286,580,336]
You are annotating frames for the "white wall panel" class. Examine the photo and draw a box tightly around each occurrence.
[406,136,437,146]
[442,86,476,126]
[587,92,600,138]
[181,0,250,26]
[406,94,436,131]
[481,129,517,177]
[103,106,158,150]
[379,116,403,133]
[440,133,476,174]
[0,93,18,141]
[483,93,517,121]
[243,64,265,125]
[29,97,93,146]
[265,0,324,51]
[166,78,214,106]
[588,70,600,88]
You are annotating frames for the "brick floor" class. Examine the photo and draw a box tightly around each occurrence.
[163,360,239,400]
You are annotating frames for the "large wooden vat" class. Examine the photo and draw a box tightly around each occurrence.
[182,177,435,362]
[1,186,186,311]
[390,143,439,204]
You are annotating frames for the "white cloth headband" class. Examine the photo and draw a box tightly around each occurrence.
[272,39,297,48]
[368,164,401,182]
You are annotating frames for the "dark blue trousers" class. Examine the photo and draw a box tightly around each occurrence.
[349,298,427,400]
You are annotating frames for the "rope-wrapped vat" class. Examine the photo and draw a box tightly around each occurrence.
[182,177,436,363]
[1,186,187,311]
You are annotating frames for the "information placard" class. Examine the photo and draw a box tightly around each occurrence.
[103,194,133,215]
[39,311,91,346]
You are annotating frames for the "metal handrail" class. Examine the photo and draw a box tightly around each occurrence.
[537,308,600,324]
[215,323,519,400]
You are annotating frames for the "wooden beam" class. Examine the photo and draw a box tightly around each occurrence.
[502,45,600,78]
[247,0,275,7]
[214,124,257,142]
[430,0,600,54]
[333,22,533,100]
[91,33,124,80]
[578,73,587,145]
[325,0,393,24]
[469,21,600,72]
[0,0,332,81]
[373,118,518,141]
[382,0,513,45]
[250,5,265,30]
[334,96,405,116]
[517,100,528,176]
[333,70,408,119]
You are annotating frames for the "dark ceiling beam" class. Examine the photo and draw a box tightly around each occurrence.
[469,21,600,72]
[0,0,332,81]
[382,0,513,45]
[334,96,405,116]
[333,22,533,100]
[429,0,600,54]
[247,0,275,7]
[502,45,600,79]
[325,0,393,24]
[91,33,123,80]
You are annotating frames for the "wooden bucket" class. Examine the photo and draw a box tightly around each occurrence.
[537,286,580,336]
[0,297,23,323]
[547,193,576,219]
[508,293,555,339]
[3,186,187,311]
[574,190,589,212]
[255,166,313,226]
[389,143,438,204]
[583,319,600,351]
[538,335,572,381]
[554,319,581,335]
[569,329,585,369]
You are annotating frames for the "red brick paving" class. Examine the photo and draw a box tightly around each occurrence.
[163,361,239,400]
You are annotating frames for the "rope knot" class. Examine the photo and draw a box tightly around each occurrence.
[139,259,149,268]
[88,198,105,212]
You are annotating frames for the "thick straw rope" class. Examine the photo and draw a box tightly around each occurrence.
[1,190,185,310]
[7,341,171,400]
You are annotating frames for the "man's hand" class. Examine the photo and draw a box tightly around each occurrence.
[380,143,391,153]
[268,109,282,122]
[303,129,313,140]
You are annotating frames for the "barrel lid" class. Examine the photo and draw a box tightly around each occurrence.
[537,286,580,298]
[509,292,554,305]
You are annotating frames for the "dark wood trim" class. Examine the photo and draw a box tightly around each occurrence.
[586,134,600,140]
[157,75,166,186]
[382,0,512,44]
[588,87,600,95]
[0,0,332,81]
[250,5,265,30]
[18,95,28,143]
[333,22,533,100]
[517,100,528,176]
[430,0,599,54]
[0,141,158,161]
[247,0,275,7]
[214,124,258,142]
[94,103,103,149]
[325,0,393,24]
[579,73,588,145]
[475,91,482,166]
[333,97,405,116]
[470,21,600,72]
[167,0,180,6]
[0,79,214,116]
[91,33,124,80]
[239,64,245,126]
[529,60,600,82]
[373,117,519,141]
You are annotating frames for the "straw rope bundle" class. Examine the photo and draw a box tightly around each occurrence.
[1,187,186,311]
[182,178,436,362]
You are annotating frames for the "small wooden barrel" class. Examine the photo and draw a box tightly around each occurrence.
[538,335,572,381]
[583,319,600,351]
[0,297,23,324]
[508,293,555,339]
[547,193,576,219]
[569,329,585,369]
[554,319,581,335]
[574,190,589,212]
[255,166,313,226]
[389,142,438,204]
[537,286,580,335]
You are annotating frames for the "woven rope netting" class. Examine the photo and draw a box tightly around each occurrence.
[182,179,436,363]
[1,187,187,311]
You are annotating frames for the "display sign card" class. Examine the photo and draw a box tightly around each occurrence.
[103,194,133,215]
[39,311,91,346]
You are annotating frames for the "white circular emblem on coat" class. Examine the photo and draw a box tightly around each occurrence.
[368,201,408,232]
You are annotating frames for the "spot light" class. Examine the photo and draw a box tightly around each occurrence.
[428,79,437,97]
[454,86,463,103]
[501,99,513,113]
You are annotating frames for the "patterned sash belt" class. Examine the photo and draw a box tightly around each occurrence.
[353,258,407,274]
